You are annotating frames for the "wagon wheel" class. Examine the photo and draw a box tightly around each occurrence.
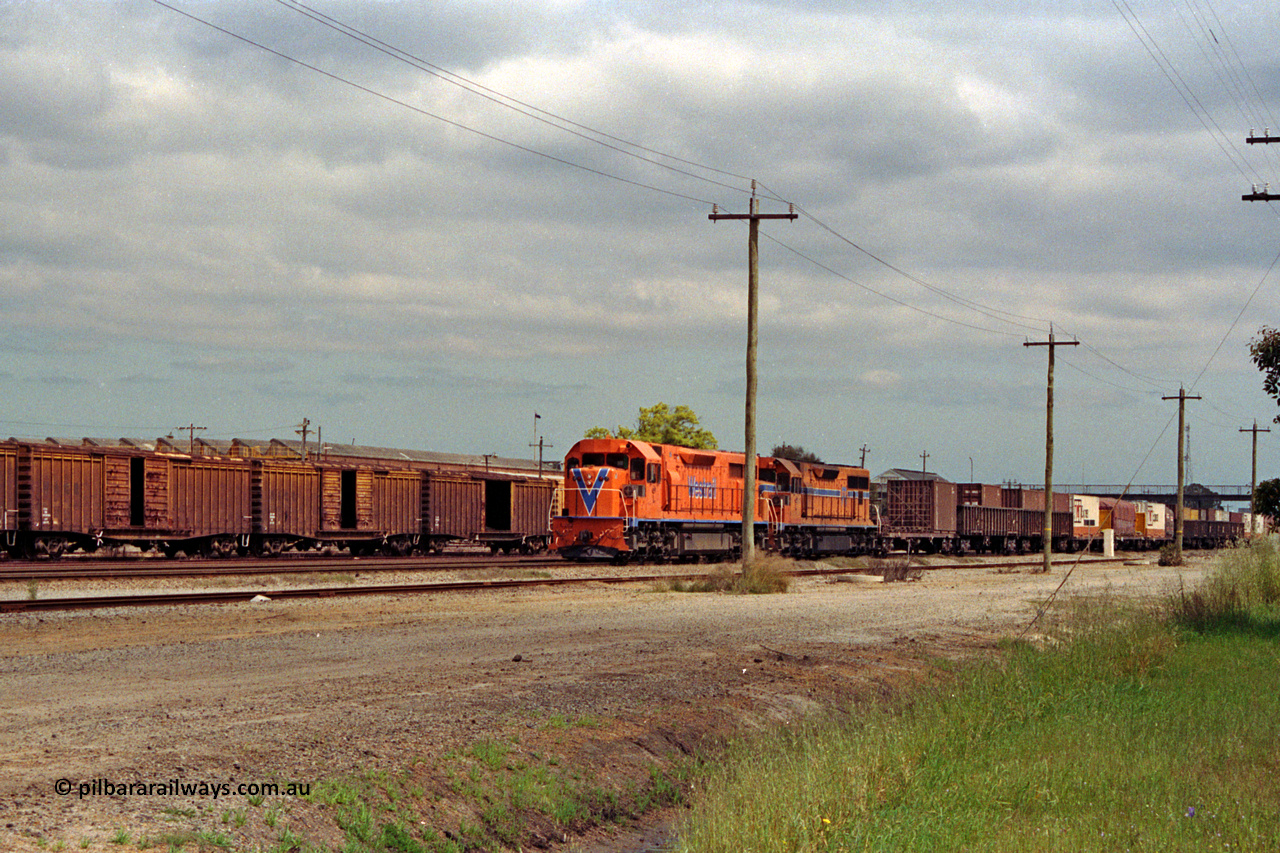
[27,536,67,560]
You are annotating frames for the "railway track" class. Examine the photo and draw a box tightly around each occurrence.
[0,553,562,581]
[0,556,1131,613]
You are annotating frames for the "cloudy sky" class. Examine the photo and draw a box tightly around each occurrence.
[3,0,1279,491]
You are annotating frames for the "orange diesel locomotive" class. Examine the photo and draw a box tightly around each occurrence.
[550,437,875,561]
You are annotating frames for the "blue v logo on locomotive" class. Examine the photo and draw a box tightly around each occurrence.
[571,468,610,514]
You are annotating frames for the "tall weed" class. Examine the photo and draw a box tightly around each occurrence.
[678,569,1280,853]
[1170,537,1280,630]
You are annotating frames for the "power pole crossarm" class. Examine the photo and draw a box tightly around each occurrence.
[709,189,798,567]
[1025,328,1080,573]
[174,423,208,455]
[295,418,312,461]
[1243,131,1278,199]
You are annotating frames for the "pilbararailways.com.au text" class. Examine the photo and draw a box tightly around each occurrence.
[54,778,311,800]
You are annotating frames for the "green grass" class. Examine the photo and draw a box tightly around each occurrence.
[677,540,1280,853]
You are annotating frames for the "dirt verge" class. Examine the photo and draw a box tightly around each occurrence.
[0,556,1208,852]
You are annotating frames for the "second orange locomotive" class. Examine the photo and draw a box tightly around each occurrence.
[550,437,875,561]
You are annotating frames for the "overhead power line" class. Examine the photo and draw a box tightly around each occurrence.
[153,0,1278,423]
[150,0,720,208]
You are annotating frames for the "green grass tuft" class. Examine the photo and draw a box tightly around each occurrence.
[678,544,1280,852]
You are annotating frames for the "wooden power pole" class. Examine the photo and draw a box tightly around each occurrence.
[1241,420,1271,525]
[174,423,207,455]
[1025,327,1079,573]
[709,189,797,566]
[295,418,312,461]
[1163,388,1201,563]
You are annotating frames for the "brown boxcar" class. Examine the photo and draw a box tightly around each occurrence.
[372,470,422,535]
[169,456,252,556]
[424,471,553,552]
[1,443,16,537]
[1183,518,1244,548]
[252,461,320,552]
[20,444,106,556]
[102,452,170,534]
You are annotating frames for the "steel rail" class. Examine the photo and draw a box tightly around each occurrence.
[0,556,1132,613]
[0,554,562,581]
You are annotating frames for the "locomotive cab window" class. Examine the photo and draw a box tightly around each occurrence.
[647,462,660,484]
[758,469,776,483]
[848,474,870,491]
[630,457,645,481]
[582,453,605,467]
[566,457,581,469]
[607,453,629,469]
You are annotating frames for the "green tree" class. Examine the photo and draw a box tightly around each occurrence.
[770,443,822,463]
[1254,479,1280,526]
[1249,326,1280,422]
[585,403,718,449]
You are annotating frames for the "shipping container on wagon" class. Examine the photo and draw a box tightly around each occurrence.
[957,483,1001,506]
[1072,494,1101,540]
[883,480,957,535]
[1001,488,1071,513]
[1100,498,1137,537]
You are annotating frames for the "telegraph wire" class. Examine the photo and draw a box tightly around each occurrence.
[1188,243,1280,394]
[1113,0,1261,185]
[156,0,1279,421]
[757,230,1027,339]
[149,0,720,208]
[1056,356,1164,397]
[159,0,1070,344]
[273,0,756,193]
[755,180,1050,333]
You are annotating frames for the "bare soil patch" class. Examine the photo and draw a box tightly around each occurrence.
[0,555,1209,852]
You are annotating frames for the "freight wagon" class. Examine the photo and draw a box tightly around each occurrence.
[881,480,1070,554]
[0,438,556,559]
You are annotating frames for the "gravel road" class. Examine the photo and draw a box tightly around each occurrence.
[0,556,1209,852]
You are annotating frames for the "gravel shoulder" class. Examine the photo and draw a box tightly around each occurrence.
[0,555,1210,852]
